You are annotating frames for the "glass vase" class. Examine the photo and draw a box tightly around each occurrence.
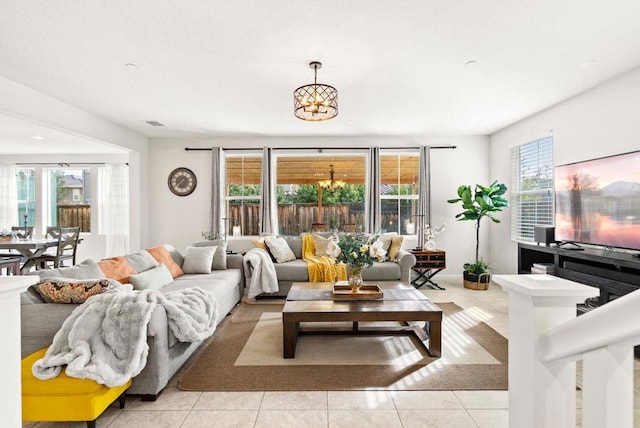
[347,265,364,292]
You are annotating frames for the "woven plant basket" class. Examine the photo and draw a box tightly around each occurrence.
[463,271,491,291]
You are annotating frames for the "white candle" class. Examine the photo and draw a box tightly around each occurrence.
[232,226,241,236]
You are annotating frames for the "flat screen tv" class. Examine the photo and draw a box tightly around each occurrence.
[554,150,640,250]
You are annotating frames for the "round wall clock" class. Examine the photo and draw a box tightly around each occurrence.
[168,167,197,196]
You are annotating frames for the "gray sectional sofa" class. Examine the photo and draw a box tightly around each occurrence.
[21,245,243,400]
[243,235,417,297]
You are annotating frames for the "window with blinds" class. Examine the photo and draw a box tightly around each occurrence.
[510,136,554,241]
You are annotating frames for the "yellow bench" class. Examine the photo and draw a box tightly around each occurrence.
[22,347,131,428]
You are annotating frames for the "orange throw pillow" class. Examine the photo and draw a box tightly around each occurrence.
[97,256,137,284]
[146,246,184,278]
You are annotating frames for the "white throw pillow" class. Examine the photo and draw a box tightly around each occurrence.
[312,233,331,257]
[129,264,174,290]
[194,239,227,270]
[182,246,217,274]
[264,236,296,263]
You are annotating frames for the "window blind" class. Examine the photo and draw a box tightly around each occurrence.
[510,136,554,241]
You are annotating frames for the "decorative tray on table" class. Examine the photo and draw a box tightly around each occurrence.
[332,284,383,300]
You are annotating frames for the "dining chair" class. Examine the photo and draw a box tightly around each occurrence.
[45,226,61,239]
[12,226,34,240]
[0,256,21,275]
[37,226,63,258]
[35,227,81,269]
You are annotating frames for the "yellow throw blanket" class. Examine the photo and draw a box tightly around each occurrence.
[302,234,347,282]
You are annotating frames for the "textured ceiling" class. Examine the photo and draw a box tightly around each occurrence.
[1,0,640,144]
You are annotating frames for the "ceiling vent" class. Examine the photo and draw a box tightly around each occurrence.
[145,120,165,127]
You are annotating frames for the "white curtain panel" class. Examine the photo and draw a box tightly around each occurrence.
[0,164,18,230]
[417,146,431,249]
[99,164,130,257]
[365,146,381,233]
[210,147,222,237]
[260,147,277,234]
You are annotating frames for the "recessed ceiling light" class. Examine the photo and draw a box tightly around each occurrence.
[125,63,138,69]
[465,60,478,67]
[31,135,44,140]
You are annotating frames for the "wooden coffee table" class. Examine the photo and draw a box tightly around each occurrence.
[282,281,442,359]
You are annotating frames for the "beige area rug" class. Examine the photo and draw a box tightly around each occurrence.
[178,302,508,391]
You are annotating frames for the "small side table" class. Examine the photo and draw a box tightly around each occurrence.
[410,250,446,290]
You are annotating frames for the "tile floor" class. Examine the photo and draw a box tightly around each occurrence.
[21,277,634,427]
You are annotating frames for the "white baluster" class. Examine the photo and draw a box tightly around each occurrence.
[582,345,633,428]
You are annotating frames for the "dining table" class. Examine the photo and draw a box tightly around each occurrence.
[0,238,60,273]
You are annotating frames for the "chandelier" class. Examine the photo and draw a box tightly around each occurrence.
[318,164,346,192]
[293,61,338,121]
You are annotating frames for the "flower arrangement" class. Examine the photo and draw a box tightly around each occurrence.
[202,231,223,241]
[423,223,447,241]
[326,233,387,268]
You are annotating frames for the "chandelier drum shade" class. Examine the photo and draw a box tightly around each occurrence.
[294,61,338,121]
[318,164,346,193]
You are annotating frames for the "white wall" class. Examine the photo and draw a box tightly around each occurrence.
[148,135,490,274]
[490,66,640,274]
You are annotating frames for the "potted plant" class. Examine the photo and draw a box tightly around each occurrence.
[447,181,508,290]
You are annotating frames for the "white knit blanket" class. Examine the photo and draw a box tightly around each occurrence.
[32,285,217,387]
[243,248,279,298]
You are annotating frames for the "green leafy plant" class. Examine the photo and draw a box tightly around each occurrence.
[463,259,489,274]
[447,181,508,273]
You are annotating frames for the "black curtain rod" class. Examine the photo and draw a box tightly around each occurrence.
[185,146,456,151]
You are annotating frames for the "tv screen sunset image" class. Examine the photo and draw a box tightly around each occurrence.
[555,151,640,250]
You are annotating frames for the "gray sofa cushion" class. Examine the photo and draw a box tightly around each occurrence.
[274,259,310,282]
[363,262,401,281]
[21,286,45,304]
[174,269,242,288]
[29,259,105,280]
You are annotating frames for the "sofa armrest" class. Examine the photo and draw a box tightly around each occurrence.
[226,253,243,271]
[125,306,170,396]
[395,249,417,283]
[21,303,78,357]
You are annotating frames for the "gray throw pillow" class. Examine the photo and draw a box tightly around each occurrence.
[182,246,216,274]
[124,250,159,273]
[129,264,174,290]
[284,236,302,259]
[194,239,227,270]
[163,244,184,267]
